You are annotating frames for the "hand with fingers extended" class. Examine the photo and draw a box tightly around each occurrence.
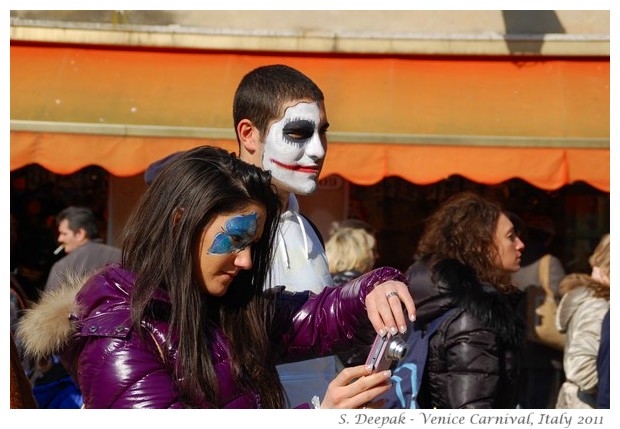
[320,364,392,409]
[364,280,416,338]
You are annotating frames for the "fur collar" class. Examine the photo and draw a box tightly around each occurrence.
[432,259,525,348]
[15,274,88,360]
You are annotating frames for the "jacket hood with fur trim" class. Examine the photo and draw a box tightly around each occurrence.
[15,274,87,361]
[407,258,524,348]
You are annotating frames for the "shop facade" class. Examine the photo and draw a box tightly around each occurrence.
[10,11,610,297]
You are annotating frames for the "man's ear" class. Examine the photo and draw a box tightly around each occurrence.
[75,228,88,242]
[237,119,260,155]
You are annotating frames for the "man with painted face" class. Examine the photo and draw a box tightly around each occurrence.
[233,64,337,407]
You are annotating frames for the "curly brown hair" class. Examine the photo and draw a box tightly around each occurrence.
[415,191,514,291]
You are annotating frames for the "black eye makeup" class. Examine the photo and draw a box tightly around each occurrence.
[282,119,316,145]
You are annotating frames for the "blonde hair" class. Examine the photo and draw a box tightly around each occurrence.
[325,221,377,274]
[589,233,610,282]
[559,234,610,299]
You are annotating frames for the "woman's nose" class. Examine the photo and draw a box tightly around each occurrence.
[234,247,253,270]
[516,237,525,251]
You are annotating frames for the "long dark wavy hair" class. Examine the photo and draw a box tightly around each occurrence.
[415,191,514,292]
[121,145,284,407]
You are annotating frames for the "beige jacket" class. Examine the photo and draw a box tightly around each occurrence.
[555,284,609,408]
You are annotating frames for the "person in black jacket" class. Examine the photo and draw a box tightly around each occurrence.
[405,191,526,408]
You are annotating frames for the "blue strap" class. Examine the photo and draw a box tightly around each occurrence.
[383,308,457,409]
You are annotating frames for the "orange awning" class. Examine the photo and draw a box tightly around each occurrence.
[10,132,609,192]
[10,44,609,191]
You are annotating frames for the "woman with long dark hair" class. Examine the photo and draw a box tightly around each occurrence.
[17,146,415,408]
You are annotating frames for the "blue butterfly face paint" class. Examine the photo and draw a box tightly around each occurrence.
[207,212,258,255]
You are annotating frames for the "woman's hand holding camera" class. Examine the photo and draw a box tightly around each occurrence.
[320,364,392,409]
[319,279,415,409]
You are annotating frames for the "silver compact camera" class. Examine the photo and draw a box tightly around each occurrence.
[365,332,408,373]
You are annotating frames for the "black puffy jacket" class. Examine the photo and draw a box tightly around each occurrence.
[406,259,525,408]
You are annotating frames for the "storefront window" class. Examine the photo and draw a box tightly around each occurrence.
[347,176,609,274]
[10,165,110,301]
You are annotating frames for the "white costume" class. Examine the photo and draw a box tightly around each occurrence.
[269,194,333,293]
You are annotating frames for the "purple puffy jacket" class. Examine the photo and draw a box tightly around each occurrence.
[56,265,406,408]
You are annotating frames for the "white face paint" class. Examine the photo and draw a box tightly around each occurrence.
[262,101,327,195]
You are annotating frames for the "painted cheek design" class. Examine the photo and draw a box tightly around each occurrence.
[208,212,258,255]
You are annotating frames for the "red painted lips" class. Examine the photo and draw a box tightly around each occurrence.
[271,159,319,174]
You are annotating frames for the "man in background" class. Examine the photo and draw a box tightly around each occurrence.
[45,206,121,293]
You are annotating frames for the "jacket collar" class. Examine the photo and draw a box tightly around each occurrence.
[16,272,87,360]
[409,258,524,347]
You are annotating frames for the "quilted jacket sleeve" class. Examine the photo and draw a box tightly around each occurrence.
[275,267,407,362]
[77,329,184,409]
[435,310,501,408]
[71,269,186,409]
[559,288,609,393]
[78,326,182,408]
